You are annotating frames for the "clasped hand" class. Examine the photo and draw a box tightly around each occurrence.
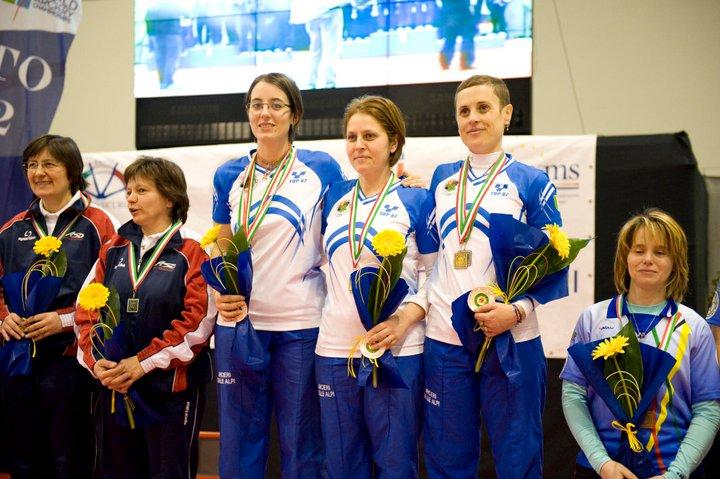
[93,357,145,394]
[473,303,518,338]
[0,312,62,341]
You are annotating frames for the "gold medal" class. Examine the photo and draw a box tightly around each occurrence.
[453,250,472,269]
[126,298,140,313]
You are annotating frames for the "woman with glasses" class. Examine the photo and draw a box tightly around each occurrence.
[0,134,117,478]
[211,72,345,479]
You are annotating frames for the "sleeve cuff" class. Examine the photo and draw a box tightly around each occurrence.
[139,357,157,374]
[59,311,75,329]
[513,298,535,316]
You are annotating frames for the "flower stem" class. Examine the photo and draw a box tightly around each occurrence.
[612,355,634,417]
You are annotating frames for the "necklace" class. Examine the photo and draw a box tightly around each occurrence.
[627,301,666,339]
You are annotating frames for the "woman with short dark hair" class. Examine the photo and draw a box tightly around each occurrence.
[75,155,215,479]
[0,134,117,478]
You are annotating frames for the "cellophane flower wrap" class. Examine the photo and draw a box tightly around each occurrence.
[451,213,590,375]
[567,321,676,477]
[348,229,409,389]
[0,236,67,377]
[200,226,267,372]
[79,283,162,429]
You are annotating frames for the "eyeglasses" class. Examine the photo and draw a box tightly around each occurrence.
[24,161,60,172]
[246,101,290,113]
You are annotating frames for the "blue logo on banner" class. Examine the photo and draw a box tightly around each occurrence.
[83,163,127,200]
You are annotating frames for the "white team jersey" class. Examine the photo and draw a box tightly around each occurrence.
[316,178,430,358]
[418,152,563,346]
[212,148,344,331]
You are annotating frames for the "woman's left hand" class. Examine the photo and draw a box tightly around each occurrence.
[104,356,146,393]
[23,312,63,341]
[473,303,517,338]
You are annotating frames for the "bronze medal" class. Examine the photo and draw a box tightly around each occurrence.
[126,298,140,313]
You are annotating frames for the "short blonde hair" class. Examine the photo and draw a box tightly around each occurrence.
[613,208,689,302]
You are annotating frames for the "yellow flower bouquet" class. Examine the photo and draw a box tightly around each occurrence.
[0,235,68,376]
[348,229,409,389]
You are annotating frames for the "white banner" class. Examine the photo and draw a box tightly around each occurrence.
[83,135,596,358]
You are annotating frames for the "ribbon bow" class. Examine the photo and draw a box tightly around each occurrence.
[611,420,643,453]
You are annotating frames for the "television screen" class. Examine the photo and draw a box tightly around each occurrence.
[134,0,533,98]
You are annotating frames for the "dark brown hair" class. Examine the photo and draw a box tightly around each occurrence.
[22,134,87,193]
[343,95,406,167]
[124,156,189,224]
[245,73,303,141]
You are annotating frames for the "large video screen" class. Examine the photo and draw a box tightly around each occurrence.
[134,0,532,98]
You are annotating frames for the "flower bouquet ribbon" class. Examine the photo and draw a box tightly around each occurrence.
[200,226,267,372]
[0,236,66,377]
[79,284,162,429]
[567,321,676,477]
[347,230,409,389]
[451,213,590,373]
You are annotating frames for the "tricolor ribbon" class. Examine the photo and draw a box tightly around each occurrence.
[127,221,183,295]
[348,173,396,269]
[238,146,297,243]
[455,152,507,246]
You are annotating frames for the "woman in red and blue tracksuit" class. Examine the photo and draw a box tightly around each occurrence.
[0,135,117,479]
[75,156,216,479]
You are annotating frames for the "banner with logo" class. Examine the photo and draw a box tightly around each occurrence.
[0,0,82,224]
[83,135,596,357]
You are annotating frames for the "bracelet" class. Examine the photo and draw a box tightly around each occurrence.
[512,303,525,325]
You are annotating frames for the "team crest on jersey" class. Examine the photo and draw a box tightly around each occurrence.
[443,179,458,195]
[335,200,350,215]
[707,292,719,320]
[154,261,176,272]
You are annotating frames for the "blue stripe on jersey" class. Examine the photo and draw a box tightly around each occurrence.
[440,218,489,242]
[266,207,303,241]
[326,224,378,260]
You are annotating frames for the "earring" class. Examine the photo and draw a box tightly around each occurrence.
[505,123,510,132]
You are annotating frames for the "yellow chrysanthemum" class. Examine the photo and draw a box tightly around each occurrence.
[200,225,222,249]
[371,229,406,257]
[78,283,110,311]
[592,335,630,360]
[545,224,570,260]
[33,235,62,257]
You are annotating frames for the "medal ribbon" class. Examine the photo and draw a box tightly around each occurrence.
[31,194,90,240]
[127,221,183,294]
[238,146,297,243]
[455,152,507,245]
[347,172,396,268]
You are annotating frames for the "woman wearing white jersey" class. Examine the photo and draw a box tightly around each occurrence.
[417,75,566,478]
[211,73,344,479]
[316,96,433,479]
